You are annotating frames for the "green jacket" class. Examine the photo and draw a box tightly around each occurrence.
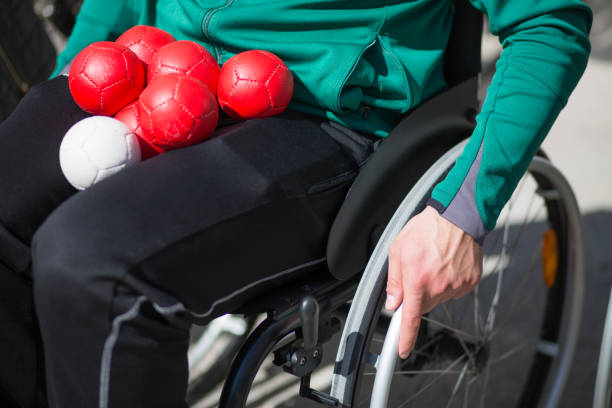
[53,0,591,241]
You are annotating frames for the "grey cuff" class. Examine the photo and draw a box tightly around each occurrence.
[429,142,488,245]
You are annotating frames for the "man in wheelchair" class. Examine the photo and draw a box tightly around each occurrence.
[0,0,591,407]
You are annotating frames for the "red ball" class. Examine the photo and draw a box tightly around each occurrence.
[69,41,145,116]
[115,101,165,159]
[147,40,219,94]
[116,25,176,69]
[138,74,219,150]
[217,50,293,120]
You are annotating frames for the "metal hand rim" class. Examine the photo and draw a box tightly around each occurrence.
[330,140,585,408]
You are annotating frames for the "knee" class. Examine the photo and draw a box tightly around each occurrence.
[18,76,88,126]
[20,77,66,108]
[31,204,116,317]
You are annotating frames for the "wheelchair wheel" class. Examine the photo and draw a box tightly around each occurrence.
[330,140,584,408]
[187,314,257,405]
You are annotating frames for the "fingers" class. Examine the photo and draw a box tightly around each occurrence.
[398,284,423,359]
[385,243,403,311]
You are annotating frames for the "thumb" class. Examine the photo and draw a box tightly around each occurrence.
[385,244,403,310]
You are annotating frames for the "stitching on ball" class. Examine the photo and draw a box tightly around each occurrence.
[101,77,129,92]
[173,77,180,104]
[265,64,283,107]
[201,109,217,119]
[175,99,196,120]
[160,61,182,71]
[265,63,282,86]
[187,58,205,76]
[140,41,157,55]
[232,66,240,86]
[100,75,130,90]
[140,100,156,142]
[264,86,274,111]
[79,70,103,111]
[256,50,281,66]
[95,44,120,53]
[100,77,130,111]
[80,70,98,87]
[121,49,132,81]
[78,53,92,76]
[150,99,172,111]
[132,103,140,122]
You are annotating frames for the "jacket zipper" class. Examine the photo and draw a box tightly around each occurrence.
[202,0,235,62]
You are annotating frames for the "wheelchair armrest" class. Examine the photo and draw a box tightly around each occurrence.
[326,77,479,281]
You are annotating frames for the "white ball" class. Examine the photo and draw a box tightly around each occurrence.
[59,116,141,190]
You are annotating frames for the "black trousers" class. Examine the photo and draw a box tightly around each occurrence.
[0,77,374,407]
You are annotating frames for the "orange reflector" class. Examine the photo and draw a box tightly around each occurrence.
[541,229,559,288]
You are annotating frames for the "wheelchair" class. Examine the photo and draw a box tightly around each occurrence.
[186,0,585,406]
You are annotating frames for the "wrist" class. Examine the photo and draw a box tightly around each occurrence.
[426,200,486,245]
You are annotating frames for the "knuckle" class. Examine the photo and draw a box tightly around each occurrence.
[430,282,447,298]
[400,246,420,263]
[411,271,429,290]
[388,243,401,259]
[451,280,464,292]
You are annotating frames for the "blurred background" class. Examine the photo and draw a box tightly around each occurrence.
[0,0,610,406]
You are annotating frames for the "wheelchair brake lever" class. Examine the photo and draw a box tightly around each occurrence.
[300,296,319,350]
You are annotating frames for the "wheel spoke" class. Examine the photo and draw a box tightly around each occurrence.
[363,369,464,376]
[394,354,468,408]
[489,248,541,340]
[493,176,539,254]
[483,206,511,337]
[441,303,455,328]
[483,175,523,253]
[463,376,478,408]
[421,316,478,341]
[436,303,478,369]
[473,285,483,338]
[489,340,529,365]
[411,332,445,357]
[482,193,544,285]
[507,202,545,252]
[445,361,470,408]
[479,358,492,408]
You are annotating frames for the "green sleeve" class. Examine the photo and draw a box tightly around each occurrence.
[429,0,591,243]
[51,0,142,77]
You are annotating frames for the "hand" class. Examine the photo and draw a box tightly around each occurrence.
[385,206,483,358]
